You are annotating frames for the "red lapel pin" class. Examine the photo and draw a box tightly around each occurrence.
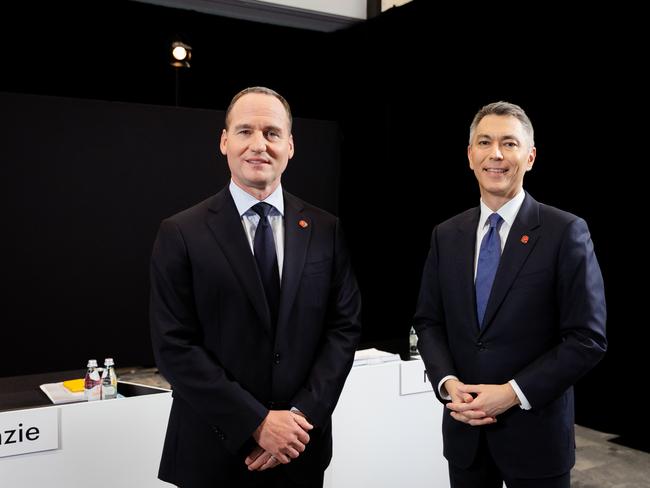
[520,235,529,244]
[298,220,309,228]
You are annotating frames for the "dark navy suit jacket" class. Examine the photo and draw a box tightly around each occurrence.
[150,187,361,486]
[414,192,606,478]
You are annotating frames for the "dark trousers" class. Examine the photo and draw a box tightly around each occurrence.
[244,468,324,488]
[176,466,324,488]
[448,431,570,488]
[223,466,325,488]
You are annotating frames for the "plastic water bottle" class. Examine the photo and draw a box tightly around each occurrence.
[84,359,101,401]
[101,358,118,400]
[409,326,420,358]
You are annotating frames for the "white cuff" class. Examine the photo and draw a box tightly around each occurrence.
[509,379,532,410]
[438,375,458,400]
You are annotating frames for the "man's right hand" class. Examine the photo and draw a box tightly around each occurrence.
[444,379,496,426]
[252,410,313,464]
[444,378,474,404]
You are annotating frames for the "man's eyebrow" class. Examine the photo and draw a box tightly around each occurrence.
[500,133,521,141]
[263,124,284,133]
[476,133,521,141]
[232,123,284,133]
[233,123,253,130]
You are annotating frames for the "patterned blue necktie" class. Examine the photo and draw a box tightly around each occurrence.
[252,202,280,326]
[475,213,503,328]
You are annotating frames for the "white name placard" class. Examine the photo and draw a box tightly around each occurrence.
[0,407,59,458]
[400,358,434,395]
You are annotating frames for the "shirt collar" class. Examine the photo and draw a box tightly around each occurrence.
[229,180,285,217]
[479,190,525,229]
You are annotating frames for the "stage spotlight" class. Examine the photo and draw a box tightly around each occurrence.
[170,41,191,68]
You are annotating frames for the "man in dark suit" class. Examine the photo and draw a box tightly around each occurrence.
[150,86,361,487]
[413,101,606,488]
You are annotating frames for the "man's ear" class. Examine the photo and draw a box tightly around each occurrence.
[219,129,228,156]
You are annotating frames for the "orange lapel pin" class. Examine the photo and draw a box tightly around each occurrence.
[299,220,309,228]
[520,235,529,244]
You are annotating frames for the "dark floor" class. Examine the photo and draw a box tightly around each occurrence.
[119,368,650,487]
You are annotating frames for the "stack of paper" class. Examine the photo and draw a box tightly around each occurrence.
[40,382,85,404]
[353,348,401,367]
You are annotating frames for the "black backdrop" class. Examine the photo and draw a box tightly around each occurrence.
[1,0,646,445]
[1,92,341,376]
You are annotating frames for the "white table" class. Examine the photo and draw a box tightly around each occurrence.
[0,382,172,488]
[1,360,450,488]
[325,358,449,488]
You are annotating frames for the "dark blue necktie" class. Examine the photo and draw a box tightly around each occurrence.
[475,213,503,327]
[252,202,280,326]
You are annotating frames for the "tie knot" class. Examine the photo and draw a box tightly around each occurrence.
[487,213,503,229]
[252,202,273,219]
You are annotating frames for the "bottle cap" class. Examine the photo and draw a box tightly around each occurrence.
[87,359,98,367]
[104,358,114,366]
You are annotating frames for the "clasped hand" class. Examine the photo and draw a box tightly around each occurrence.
[444,380,519,426]
[245,410,313,471]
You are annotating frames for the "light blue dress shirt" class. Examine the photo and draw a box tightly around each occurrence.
[229,180,285,280]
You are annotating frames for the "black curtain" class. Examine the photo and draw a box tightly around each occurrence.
[1,0,645,443]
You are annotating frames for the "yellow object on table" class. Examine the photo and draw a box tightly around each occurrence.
[63,378,85,393]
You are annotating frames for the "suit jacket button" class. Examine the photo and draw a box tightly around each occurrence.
[274,353,281,364]
[476,341,486,351]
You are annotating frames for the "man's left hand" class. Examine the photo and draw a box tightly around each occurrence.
[446,383,519,426]
[245,445,281,471]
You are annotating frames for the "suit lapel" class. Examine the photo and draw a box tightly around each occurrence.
[205,188,272,333]
[480,193,541,334]
[455,208,481,331]
[277,191,311,331]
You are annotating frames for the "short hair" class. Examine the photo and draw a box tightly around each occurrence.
[469,101,534,147]
[224,86,292,131]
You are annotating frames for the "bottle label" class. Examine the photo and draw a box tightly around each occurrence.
[84,369,102,401]
[101,385,116,399]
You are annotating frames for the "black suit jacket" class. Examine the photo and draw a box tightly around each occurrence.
[150,187,361,486]
[413,193,606,478]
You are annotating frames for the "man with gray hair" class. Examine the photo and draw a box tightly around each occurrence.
[413,101,607,487]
